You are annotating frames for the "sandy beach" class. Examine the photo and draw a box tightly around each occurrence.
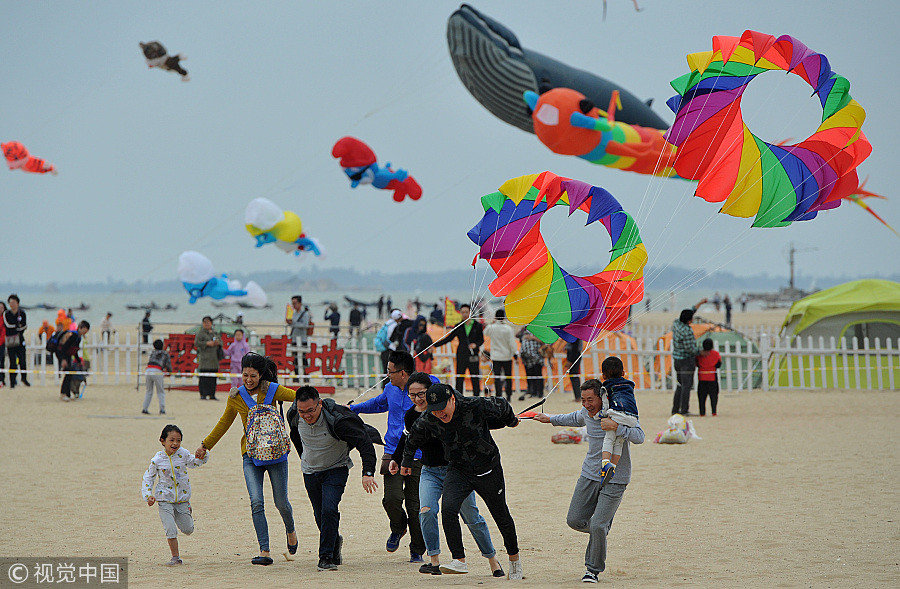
[1,376,896,588]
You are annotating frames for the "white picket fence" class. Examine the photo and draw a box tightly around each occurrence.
[9,329,898,392]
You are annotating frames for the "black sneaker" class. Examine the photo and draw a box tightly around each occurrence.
[582,570,599,583]
[419,563,442,575]
[493,567,506,578]
[317,557,338,571]
[332,535,343,565]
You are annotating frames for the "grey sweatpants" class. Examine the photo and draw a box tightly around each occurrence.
[565,476,626,574]
[143,369,165,412]
[158,501,194,539]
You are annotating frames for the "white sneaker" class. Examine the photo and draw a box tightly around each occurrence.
[60,394,69,402]
[439,559,468,574]
[508,559,523,580]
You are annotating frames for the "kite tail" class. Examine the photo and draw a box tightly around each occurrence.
[844,180,898,238]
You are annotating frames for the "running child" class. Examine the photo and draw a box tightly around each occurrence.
[223,329,250,388]
[142,425,209,565]
[696,339,722,416]
[143,339,173,415]
[597,356,639,488]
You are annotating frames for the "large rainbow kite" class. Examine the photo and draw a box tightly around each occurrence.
[665,30,872,227]
[467,172,646,344]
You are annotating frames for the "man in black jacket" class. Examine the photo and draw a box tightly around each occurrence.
[431,304,485,395]
[287,386,379,571]
[401,383,524,580]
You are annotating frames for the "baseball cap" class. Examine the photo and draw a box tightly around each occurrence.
[425,383,453,413]
[391,309,402,321]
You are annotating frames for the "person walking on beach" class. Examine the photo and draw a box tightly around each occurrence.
[350,350,427,562]
[288,295,311,378]
[4,294,30,388]
[377,296,384,320]
[194,316,222,401]
[325,304,341,340]
[391,372,505,577]
[432,303,484,395]
[56,320,90,401]
[143,339,173,414]
[195,353,299,566]
[0,302,5,388]
[224,329,251,389]
[401,383,524,580]
[100,312,113,342]
[141,310,153,345]
[724,295,733,326]
[671,298,707,415]
[143,424,209,566]
[696,339,722,416]
[349,304,362,339]
[286,386,380,571]
[532,374,645,583]
[483,309,517,400]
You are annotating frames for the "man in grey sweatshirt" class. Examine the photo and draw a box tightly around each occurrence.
[534,377,644,583]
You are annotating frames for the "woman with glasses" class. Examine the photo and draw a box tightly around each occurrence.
[194,353,298,566]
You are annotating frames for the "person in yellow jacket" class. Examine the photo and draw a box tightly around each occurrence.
[195,352,298,566]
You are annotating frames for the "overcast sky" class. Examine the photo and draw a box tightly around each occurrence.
[1,0,897,291]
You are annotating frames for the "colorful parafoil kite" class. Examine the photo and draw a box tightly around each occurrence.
[524,88,680,177]
[331,137,422,202]
[665,30,872,227]
[140,41,189,81]
[2,141,57,175]
[467,171,646,344]
[447,4,667,134]
[244,197,324,258]
[177,251,267,307]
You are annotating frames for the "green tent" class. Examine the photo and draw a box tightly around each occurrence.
[775,279,900,388]
[781,279,900,342]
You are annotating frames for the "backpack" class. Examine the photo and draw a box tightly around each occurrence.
[239,382,291,466]
[46,330,65,353]
[374,323,391,352]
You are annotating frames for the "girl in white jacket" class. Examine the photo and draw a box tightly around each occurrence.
[142,425,209,565]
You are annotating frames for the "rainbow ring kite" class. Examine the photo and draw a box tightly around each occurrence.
[467,171,646,344]
[665,30,871,227]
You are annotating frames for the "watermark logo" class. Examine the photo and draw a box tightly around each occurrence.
[0,558,127,588]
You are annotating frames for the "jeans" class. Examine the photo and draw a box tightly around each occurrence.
[671,357,695,414]
[383,459,426,555]
[242,454,294,552]
[566,476,626,574]
[419,465,495,558]
[0,345,5,384]
[492,360,513,399]
[7,344,26,386]
[303,466,349,559]
[442,463,518,560]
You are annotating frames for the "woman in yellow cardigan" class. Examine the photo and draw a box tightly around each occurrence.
[195,353,298,565]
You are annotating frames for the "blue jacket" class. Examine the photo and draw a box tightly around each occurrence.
[602,376,639,417]
[351,374,438,456]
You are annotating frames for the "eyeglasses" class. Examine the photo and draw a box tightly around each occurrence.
[387,368,405,375]
[408,392,426,399]
[297,402,320,415]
